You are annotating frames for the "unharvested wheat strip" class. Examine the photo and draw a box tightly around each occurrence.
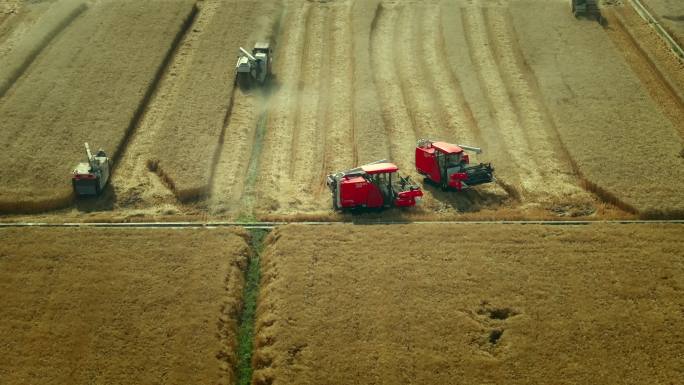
[254,3,310,211]
[0,0,86,98]
[0,0,195,213]
[290,6,325,200]
[369,5,415,170]
[422,5,474,145]
[485,8,588,200]
[325,2,356,172]
[351,0,389,164]
[395,5,443,141]
[463,6,542,197]
[114,2,226,210]
[440,4,518,186]
[148,0,262,202]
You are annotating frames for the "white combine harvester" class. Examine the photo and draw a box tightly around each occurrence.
[234,42,272,88]
[72,142,110,197]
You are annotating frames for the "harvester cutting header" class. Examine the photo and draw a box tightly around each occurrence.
[327,160,423,210]
[72,142,110,197]
[415,139,494,191]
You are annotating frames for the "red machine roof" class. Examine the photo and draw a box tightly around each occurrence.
[361,162,399,174]
[432,141,463,154]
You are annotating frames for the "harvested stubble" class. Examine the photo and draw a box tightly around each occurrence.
[149,0,276,202]
[253,224,684,385]
[0,0,196,213]
[509,1,684,217]
[0,227,249,385]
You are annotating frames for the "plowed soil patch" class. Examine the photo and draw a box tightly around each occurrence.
[0,228,249,385]
[253,224,683,385]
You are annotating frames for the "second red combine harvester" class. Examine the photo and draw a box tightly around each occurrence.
[327,160,423,210]
[415,139,494,190]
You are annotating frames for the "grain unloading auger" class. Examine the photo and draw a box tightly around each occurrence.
[72,142,110,197]
[327,160,423,210]
[415,139,494,191]
[234,42,272,88]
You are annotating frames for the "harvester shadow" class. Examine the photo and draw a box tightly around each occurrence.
[422,179,509,213]
[238,74,281,95]
[74,184,116,213]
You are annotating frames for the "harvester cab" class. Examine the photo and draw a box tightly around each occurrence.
[235,42,272,88]
[72,142,110,197]
[415,139,494,191]
[327,160,423,210]
[571,0,603,23]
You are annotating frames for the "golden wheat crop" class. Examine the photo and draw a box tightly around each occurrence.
[253,223,684,385]
[0,0,195,213]
[0,227,248,385]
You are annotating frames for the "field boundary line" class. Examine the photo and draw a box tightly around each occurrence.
[627,0,683,60]
[0,220,682,228]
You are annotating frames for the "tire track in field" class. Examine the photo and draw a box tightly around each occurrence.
[370,4,415,171]
[253,2,310,213]
[289,5,327,202]
[484,7,590,201]
[463,6,544,199]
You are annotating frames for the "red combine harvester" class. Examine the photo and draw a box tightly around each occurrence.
[327,160,423,210]
[415,139,494,191]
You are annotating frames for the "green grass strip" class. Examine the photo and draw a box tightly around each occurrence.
[236,229,268,385]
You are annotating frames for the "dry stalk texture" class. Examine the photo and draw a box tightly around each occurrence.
[0,228,249,385]
[0,0,196,213]
[0,0,85,97]
[510,1,684,217]
[253,224,684,385]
